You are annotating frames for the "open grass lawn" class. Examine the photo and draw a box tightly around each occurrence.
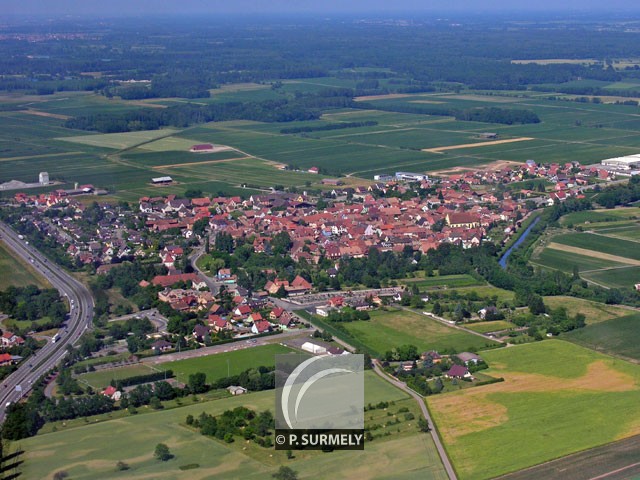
[400,274,484,289]
[542,296,633,324]
[563,313,640,360]
[342,308,499,357]
[157,344,295,384]
[428,340,640,479]
[0,240,50,289]
[448,285,515,304]
[78,363,157,389]
[22,372,447,480]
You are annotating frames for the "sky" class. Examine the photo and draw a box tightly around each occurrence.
[3,0,640,16]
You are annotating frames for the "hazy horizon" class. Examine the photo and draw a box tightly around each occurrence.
[3,0,640,17]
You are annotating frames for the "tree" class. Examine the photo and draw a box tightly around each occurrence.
[272,466,298,480]
[417,417,431,433]
[188,372,208,394]
[154,443,172,461]
[116,460,130,471]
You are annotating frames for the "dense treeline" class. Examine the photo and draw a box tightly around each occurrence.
[64,97,339,133]
[0,16,634,96]
[594,175,640,208]
[280,120,377,134]
[0,285,67,327]
[190,407,274,446]
[355,102,540,125]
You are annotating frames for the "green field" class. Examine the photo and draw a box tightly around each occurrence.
[7,86,640,198]
[428,340,640,479]
[532,247,624,273]
[400,274,484,289]
[542,296,633,324]
[157,344,296,384]
[465,321,517,334]
[0,240,50,289]
[342,308,499,356]
[563,313,640,360]
[78,363,157,389]
[581,266,640,289]
[78,344,296,389]
[552,233,640,261]
[58,129,179,150]
[22,372,448,480]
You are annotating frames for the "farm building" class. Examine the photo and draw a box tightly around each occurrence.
[374,174,395,182]
[190,143,215,153]
[395,172,428,182]
[479,132,498,139]
[601,154,640,170]
[38,172,49,185]
[151,176,173,185]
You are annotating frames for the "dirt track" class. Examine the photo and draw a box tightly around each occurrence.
[422,137,534,153]
[21,109,72,120]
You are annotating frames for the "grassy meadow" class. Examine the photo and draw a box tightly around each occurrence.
[563,313,640,360]
[341,308,500,356]
[0,240,50,289]
[78,344,296,389]
[427,340,640,479]
[21,371,448,480]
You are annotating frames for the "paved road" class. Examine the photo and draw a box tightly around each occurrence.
[372,360,458,480]
[0,222,94,421]
[107,308,168,332]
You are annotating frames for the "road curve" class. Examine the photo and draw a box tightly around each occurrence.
[0,221,94,421]
[372,360,458,480]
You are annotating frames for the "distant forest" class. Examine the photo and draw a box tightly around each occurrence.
[1,15,640,131]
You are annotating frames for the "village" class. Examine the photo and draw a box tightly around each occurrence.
[3,159,612,356]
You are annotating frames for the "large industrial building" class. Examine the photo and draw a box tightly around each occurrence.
[601,154,640,170]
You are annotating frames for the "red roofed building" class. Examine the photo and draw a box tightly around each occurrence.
[251,320,272,334]
[0,353,13,366]
[151,273,200,288]
[190,143,215,153]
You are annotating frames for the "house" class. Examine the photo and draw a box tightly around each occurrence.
[308,167,319,174]
[400,361,415,372]
[227,385,247,396]
[193,324,210,342]
[151,339,173,352]
[234,305,252,317]
[421,351,443,364]
[635,283,640,292]
[1,332,24,348]
[102,385,118,398]
[478,306,500,320]
[251,320,272,334]
[456,352,482,365]
[0,353,14,366]
[446,365,471,379]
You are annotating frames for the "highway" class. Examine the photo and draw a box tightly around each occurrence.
[0,221,94,421]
